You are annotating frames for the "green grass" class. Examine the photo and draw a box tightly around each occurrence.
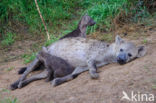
[0,88,10,93]
[0,88,18,103]
[142,38,148,44]
[0,0,84,36]
[87,0,130,32]
[1,32,16,47]
[22,34,60,64]
[86,0,151,33]
[0,0,152,39]
[0,97,18,103]
[22,52,37,64]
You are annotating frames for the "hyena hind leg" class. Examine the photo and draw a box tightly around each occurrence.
[45,68,54,82]
[18,69,48,88]
[51,67,88,86]
[10,79,20,90]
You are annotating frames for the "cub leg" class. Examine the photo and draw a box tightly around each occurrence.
[18,69,48,88]
[19,58,41,82]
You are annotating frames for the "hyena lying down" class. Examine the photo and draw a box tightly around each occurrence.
[37,47,74,82]
[10,35,146,89]
[18,14,95,75]
[15,47,75,88]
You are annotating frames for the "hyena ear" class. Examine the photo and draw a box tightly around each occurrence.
[42,46,48,53]
[84,14,89,21]
[137,46,146,58]
[84,13,88,16]
[115,35,124,44]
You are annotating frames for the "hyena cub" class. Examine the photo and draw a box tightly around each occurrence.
[60,14,95,39]
[37,47,75,82]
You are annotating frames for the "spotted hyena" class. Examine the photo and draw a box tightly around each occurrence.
[10,35,146,90]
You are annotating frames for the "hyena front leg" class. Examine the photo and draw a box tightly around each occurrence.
[96,62,109,68]
[51,67,88,86]
[18,69,48,88]
[10,79,20,90]
[19,58,40,82]
[87,60,99,79]
[10,58,41,90]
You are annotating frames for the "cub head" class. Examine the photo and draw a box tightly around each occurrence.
[114,35,146,64]
[79,14,96,27]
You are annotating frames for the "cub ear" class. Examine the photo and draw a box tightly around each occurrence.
[137,46,147,58]
[42,46,48,53]
[115,35,124,44]
[84,13,88,16]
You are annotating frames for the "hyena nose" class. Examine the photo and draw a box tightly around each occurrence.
[89,20,96,26]
[117,53,127,65]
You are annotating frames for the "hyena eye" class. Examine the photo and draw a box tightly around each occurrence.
[120,49,123,52]
[128,53,132,57]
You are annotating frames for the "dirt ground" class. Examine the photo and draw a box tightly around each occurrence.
[0,26,156,103]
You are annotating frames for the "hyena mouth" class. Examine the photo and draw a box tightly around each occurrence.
[117,59,126,65]
[89,20,96,26]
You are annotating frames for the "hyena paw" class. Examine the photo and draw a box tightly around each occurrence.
[18,81,24,88]
[10,83,18,90]
[90,73,99,79]
[51,78,62,87]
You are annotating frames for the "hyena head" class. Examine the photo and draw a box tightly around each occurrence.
[37,46,49,62]
[114,35,146,64]
[79,14,96,27]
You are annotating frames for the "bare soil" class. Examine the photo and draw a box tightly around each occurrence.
[0,26,156,103]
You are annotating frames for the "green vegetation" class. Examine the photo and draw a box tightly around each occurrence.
[0,0,86,38]
[0,88,18,103]
[0,0,154,37]
[0,88,10,93]
[22,52,37,64]
[0,97,18,103]
[22,34,61,64]
[1,32,16,47]
[87,0,130,32]
[143,38,148,44]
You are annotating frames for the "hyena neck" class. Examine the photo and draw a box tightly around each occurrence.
[106,43,118,63]
[78,21,87,38]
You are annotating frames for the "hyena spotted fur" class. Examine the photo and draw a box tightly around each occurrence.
[10,35,146,89]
